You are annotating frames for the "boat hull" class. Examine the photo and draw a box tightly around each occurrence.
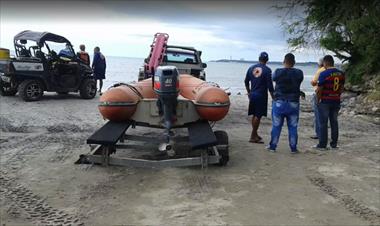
[98,86,140,122]
[98,74,230,123]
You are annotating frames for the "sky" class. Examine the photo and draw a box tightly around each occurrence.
[0,0,328,62]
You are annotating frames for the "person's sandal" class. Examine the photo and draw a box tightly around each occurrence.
[249,138,264,144]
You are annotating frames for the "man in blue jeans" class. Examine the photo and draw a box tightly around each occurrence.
[315,55,345,149]
[268,53,304,153]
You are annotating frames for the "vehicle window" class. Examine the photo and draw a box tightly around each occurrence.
[165,52,198,64]
[15,40,40,57]
[38,43,49,55]
[45,41,74,56]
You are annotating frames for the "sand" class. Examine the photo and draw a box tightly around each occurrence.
[0,92,379,225]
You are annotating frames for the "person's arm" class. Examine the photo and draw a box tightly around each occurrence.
[311,67,323,86]
[92,54,98,68]
[311,79,318,86]
[272,69,279,82]
[86,54,90,65]
[299,70,305,99]
[316,72,326,103]
[299,69,304,83]
[316,86,322,103]
[244,68,251,94]
[266,69,274,99]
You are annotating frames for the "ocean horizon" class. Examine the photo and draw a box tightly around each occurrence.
[103,56,318,95]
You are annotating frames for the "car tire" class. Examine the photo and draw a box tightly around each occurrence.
[0,79,17,96]
[18,79,44,101]
[79,78,96,99]
[214,130,229,166]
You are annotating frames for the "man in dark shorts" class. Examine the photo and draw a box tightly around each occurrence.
[244,52,274,143]
[314,55,345,150]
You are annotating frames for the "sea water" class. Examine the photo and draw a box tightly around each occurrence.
[102,56,318,95]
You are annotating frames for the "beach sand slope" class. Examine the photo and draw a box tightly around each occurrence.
[0,93,379,225]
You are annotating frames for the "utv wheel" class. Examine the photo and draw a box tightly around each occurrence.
[79,78,96,99]
[18,79,44,101]
[214,130,229,166]
[0,80,17,96]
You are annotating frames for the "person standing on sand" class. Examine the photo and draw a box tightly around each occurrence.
[310,58,325,139]
[314,55,345,150]
[244,52,274,143]
[77,44,90,65]
[92,46,106,95]
[268,53,304,154]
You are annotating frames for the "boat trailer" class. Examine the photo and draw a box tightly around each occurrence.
[77,120,229,168]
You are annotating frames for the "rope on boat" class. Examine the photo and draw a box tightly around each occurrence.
[109,82,144,99]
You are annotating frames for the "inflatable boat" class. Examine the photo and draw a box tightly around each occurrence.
[98,70,230,127]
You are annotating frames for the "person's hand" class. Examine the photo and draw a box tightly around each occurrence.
[300,91,306,100]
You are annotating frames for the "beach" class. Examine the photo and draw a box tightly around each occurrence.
[0,92,379,225]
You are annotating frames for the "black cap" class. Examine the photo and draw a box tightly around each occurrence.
[259,51,269,61]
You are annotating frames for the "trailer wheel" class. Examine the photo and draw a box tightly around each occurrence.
[79,78,96,99]
[214,130,229,166]
[18,79,44,101]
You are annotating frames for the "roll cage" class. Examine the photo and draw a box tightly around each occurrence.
[13,30,75,58]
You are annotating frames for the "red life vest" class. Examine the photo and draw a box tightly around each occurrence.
[78,51,90,65]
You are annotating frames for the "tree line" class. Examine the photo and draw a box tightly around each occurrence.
[279,0,380,84]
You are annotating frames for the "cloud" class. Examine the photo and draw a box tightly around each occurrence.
[0,0,322,61]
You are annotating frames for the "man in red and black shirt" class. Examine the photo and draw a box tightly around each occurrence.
[315,55,345,149]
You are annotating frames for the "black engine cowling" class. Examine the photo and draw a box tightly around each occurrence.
[153,66,179,137]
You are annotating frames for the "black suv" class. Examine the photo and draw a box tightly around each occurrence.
[0,30,96,101]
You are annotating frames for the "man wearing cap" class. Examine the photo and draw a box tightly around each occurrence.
[268,53,304,153]
[244,52,274,143]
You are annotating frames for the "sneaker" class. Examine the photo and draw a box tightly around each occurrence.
[312,145,329,151]
[266,146,276,153]
[291,149,300,154]
[330,145,339,149]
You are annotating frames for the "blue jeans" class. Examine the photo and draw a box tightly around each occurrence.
[318,103,340,148]
[312,93,320,138]
[269,100,300,151]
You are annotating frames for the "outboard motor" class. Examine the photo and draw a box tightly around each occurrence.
[153,66,180,146]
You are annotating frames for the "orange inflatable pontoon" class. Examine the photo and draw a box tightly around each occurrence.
[99,74,230,124]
